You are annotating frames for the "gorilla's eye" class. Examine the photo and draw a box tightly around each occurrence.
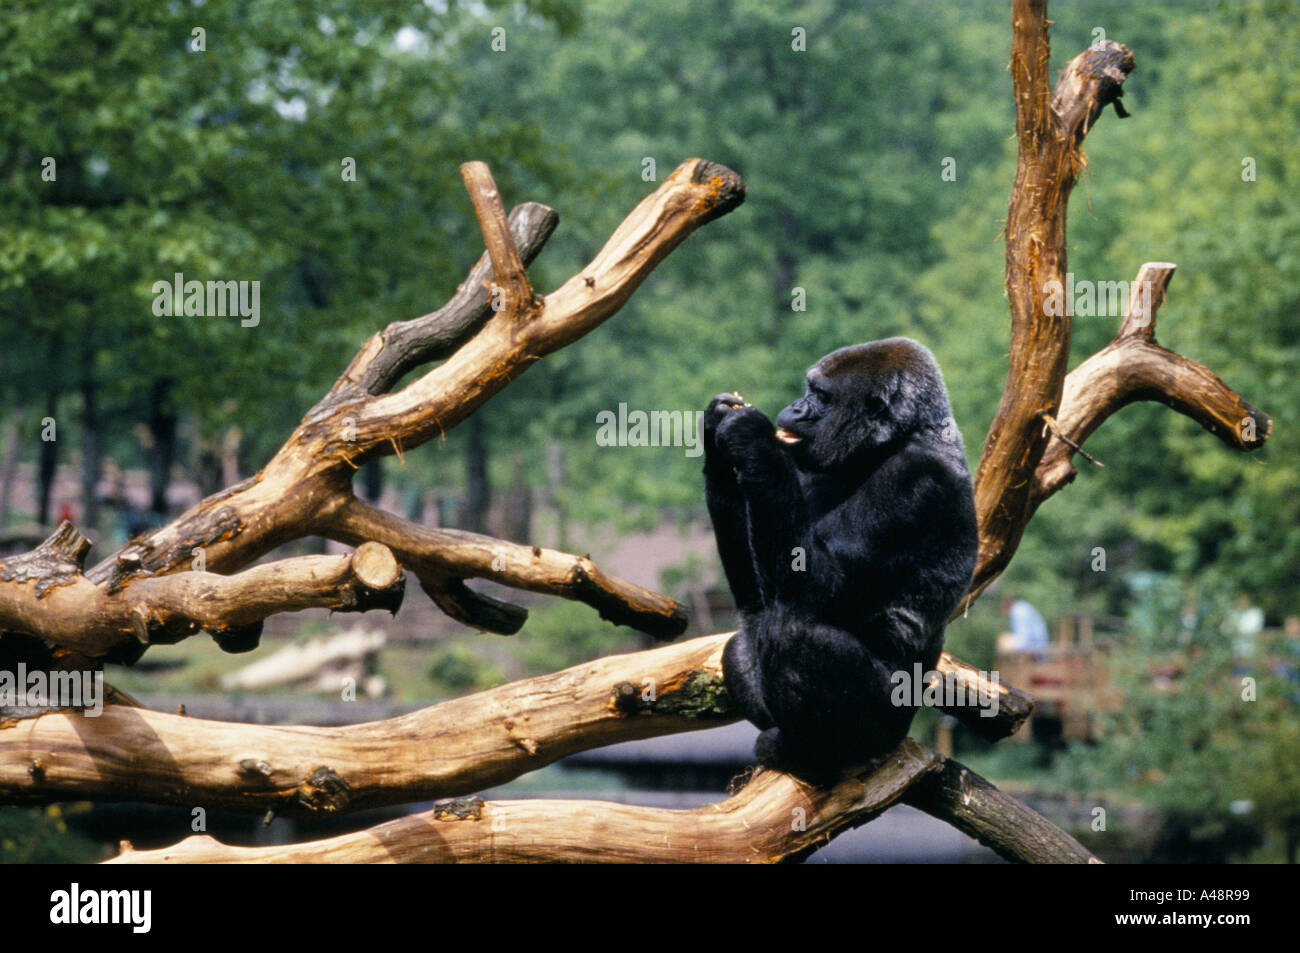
[864,395,887,418]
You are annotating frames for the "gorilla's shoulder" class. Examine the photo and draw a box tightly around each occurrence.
[876,442,974,509]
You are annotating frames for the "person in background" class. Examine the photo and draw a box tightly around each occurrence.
[1226,593,1265,663]
[998,596,1050,655]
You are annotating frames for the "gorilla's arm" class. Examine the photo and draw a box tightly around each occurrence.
[702,395,762,613]
[820,445,977,622]
[714,406,808,603]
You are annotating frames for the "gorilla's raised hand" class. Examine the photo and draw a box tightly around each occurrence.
[713,404,778,463]
[703,392,748,461]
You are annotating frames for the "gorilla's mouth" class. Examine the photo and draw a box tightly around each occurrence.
[775,428,802,445]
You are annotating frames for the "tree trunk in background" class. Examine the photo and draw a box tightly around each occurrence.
[362,458,383,504]
[79,347,101,532]
[503,456,533,543]
[193,441,223,499]
[221,425,242,488]
[148,379,176,517]
[0,417,19,527]
[772,211,798,324]
[544,443,566,551]
[461,414,490,534]
[37,389,59,527]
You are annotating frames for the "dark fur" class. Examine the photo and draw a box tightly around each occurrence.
[703,338,978,783]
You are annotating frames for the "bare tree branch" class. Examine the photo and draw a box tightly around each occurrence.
[0,531,402,661]
[319,496,688,638]
[336,202,559,397]
[1,634,732,811]
[1031,262,1271,507]
[459,161,536,320]
[107,740,941,863]
[904,755,1101,863]
[2,630,1026,811]
[51,159,743,654]
[968,5,1138,603]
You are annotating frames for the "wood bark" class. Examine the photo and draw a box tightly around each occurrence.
[0,528,403,663]
[2,633,731,811]
[954,1,1266,608]
[107,740,942,863]
[1030,262,1271,509]
[904,756,1101,864]
[106,741,1097,864]
[0,159,746,665]
[1,632,1027,812]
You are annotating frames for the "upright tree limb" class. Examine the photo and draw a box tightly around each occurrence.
[956,2,1266,612]
[459,161,537,320]
[969,3,1137,601]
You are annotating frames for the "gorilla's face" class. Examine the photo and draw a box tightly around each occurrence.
[774,338,951,472]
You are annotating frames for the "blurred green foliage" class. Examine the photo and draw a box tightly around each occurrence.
[0,804,103,862]
[1057,577,1300,860]
[427,642,507,693]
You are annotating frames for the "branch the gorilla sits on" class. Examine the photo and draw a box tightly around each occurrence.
[703,338,979,783]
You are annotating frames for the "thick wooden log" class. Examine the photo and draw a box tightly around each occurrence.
[0,634,733,812]
[0,630,1025,811]
[107,740,941,863]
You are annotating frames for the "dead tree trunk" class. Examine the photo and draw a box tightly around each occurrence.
[0,1,1270,864]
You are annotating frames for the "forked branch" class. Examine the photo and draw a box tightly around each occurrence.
[1031,262,1271,508]
[14,158,747,660]
[958,1,1266,609]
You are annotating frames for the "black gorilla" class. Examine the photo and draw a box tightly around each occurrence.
[703,337,978,783]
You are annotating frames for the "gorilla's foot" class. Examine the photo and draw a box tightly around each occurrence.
[754,728,841,787]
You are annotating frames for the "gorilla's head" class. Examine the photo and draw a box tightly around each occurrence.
[774,337,956,472]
